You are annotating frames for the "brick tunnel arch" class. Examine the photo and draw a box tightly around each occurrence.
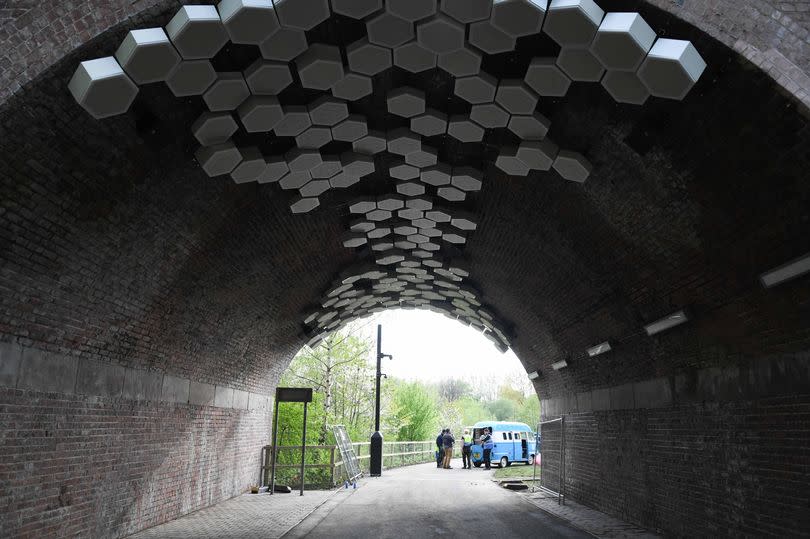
[1,1,809,537]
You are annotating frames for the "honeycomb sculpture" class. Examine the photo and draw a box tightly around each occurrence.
[70,0,707,352]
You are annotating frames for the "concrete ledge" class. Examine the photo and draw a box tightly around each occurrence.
[162,375,190,404]
[18,348,77,394]
[633,377,672,409]
[76,359,125,397]
[123,369,163,401]
[0,341,22,387]
[591,388,611,411]
[215,385,234,408]
[610,383,635,410]
[190,381,216,406]
[233,389,249,410]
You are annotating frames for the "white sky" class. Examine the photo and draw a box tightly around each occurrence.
[350,309,526,383]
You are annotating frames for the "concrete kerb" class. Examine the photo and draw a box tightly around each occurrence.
[280,487,349,539]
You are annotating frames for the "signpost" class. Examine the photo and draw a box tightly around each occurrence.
[270,387,313,496]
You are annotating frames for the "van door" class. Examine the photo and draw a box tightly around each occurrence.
[520,431,528,460]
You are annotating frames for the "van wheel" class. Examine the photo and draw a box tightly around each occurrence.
[527,455,534,465]
[473,462,482,468]
[499,456,508,468]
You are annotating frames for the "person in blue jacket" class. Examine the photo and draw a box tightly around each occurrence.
[480,428,494,470]
[436,429,445,468]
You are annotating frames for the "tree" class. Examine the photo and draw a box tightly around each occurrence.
[438,378,471,401]
[489,398,517,421]
[389,382,439,441]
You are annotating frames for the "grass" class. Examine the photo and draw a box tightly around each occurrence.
[492,463,539,480]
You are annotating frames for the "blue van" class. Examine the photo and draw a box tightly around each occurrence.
[470,421,536,468]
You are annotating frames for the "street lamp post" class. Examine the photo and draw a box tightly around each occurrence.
[370,324,391,477]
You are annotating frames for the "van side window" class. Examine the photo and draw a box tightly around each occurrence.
[521,432,527,440]
[502,433,507,440]
[508,432,513,440]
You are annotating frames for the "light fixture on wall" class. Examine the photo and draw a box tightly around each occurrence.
[586,341,612,357]
[760,252,810,288]
[551,360,568,371]
[527,370,539,380]
[644,310,688,336]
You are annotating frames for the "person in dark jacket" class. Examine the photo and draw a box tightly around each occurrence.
[461,436,472,469]
[480,428,494,470]
[436,429,445,468]
[442,428,455,469]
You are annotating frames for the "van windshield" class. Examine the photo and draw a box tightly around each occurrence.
[472,427,491,443]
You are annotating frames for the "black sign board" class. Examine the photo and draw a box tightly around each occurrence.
[276,387,313,403]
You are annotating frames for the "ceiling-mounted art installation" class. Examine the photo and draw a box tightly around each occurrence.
[68,0,706,352]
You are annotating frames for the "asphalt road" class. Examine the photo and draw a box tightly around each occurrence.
[285,459,591,539]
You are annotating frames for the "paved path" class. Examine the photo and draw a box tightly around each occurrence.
[285,459,591,539]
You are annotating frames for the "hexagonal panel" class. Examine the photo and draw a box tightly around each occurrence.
[495,147,530,176]
[387,0,437,22]
[332,0,383,19]
[330,172,361,188]
[420,163,452,186]
[397,182,426,196]
[417,14,464,54]
[590,12,655,71]
[311,157,342,178]
[516,139,558,170]
[341,152,376,177]
[491,0,547,38]
[290,196,321,214]
[231,146,266,183]
[552,149,591,182]
[468,21,517,55]
[398,207,425,220]
[299,179,331,197]
[447,116,485,142]
[258,157,289,183]
[387,87,426,119]
[192,111,238,146]
[393,42,437,73]
[437,48,482,78]
[410,109,448,137]
[296,126,333,148]
[297,44,344,90]
[470,102,510,128]
[556,47,605,81]
[331,114,368,142]
[367,13,415,48]
[202,72,250,111]
[387,128,422,156]
[238,95,283,132]
[68,57,138,119]
[637,39,706,100]
[343,233,369,248]
[405,147,438,168]
[279,170,312,190]
[390,162,420,180]
[273,0,330,31]
[347,39,392,76]
[525,57,571,96]
[166,60,216,96]
[495,80,538,114]
[331,73,373,100]
[274,105,312,136]
[367,209,394,221]
[378,196,405,211]
[115,28,180,84]
[286,148,323,172]
[543,0,604,48]
[195,142,242,177]
[454,73,498,104]
[259,28,308,61]
[307,96,349,126]
[443,232,466,244]
[601,70,650,104]
[451,167,483,191]
[507,112,551,140]
[353,130,388,155]
[450,215,478,230]
[441,0,492,23]
[165,5,229,60]
[437,186,466,202]
[243,59,292,95]
[217,0,279,44]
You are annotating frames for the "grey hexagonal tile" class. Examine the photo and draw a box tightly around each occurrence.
[387,0,437,22]
[311,156,342,178]
[390,162,420,180]
[637,39,706,100]
[507,112,551,140]
[410,109,448,137]
[393,42,437,73]
[332,0,383,19]
[371,241,395,251]
[387,128,422,155]
[470,102,510,128]
[258,157,289,183]
[495,147,530,176]
[556,47,605,81]
[601,70,650,104]
[330,172,361,188]
[590,12,655,71]
[192,111,238,146]
[195,142,242,177]
[437,48,482,78]
[425,209,451,222]
[398,207,425,219]
[443,232,466,244]
[299,179,331,197]
[387,87,426,119]
[297,44,344,90]
[394,240,418,250]
[525,57,571,97]
[378,196,406,211]
[68,57,138,119]
[353,130,388,155]
[203,72,250,111]
[552,149,591,182]
[367,209,394,221]
[332,114,368,142]
[367,12,414,48]
[306,96,348,126]
[417,14,464,54]
[259,27,308,61]
[441,0,492,23]
[377,251,406,264]
[331,72,373,100]
[491,0,547,38]
[273,0,330,31]
[343,233,369,248]
[495,80,538,114]
[286,148,322,171]
[296,126,333,148]
[367,226,391,238]
[468,20,517,55]
[437,186,466,202]
[397,182,426,196]
[450,215,478,230]
[516,139,558,170]
[544,0,604,48]
[341,152,376,177]
[237,95,283,132]
[406,197,433,210]
[279,170,312,189]
[447,116,485,142]
[218,0,280,44]
[454,73,498,104]
[165,5,229,60]
[451,167,483,191]
[243,59,293,95]
[231,146,266,183]
[406,147,438,168]
[274,105,312,136]
[350,199,377,214]
[420,163,452,186]
[166,60,216,96]
[347,38,392,76]
[115,28,180,84]
[407,233,430,244]
[290,196,321,213]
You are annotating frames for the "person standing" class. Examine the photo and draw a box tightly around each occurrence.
[436,429,445,468]
[480,428,494,470]
[461,436,472,469]
[442,428,455,469]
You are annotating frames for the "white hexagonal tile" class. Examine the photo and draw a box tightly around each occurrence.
[491,0,547,38]
[637,39,706,100]
[397,182,426,196]
[238,95,283,132]
[367,226,391,238]
[495,79,538,114]
[468,20,517,55]
[390,162,420,180]
[296,126,333,148]
[507,112,551,140]
[556,47,605,81]
[372,241,395,251]
[516,139,558,170]
[279,170,312,189]
[273,0,330,30]
[407,233,430,244]
[443,232,466,244]
[367,13,414,48]
[395,240,418,249]
[420,163,452,186]
[299,179,331,197]
[343,233,369,248]
[454,73,498,104]
[330,172,361,188]
[290,196,321,213]
[115,28,180,84]
[387,0,437,22]
[367,209,394,221]
[387,128,422,155]
[410,109,448,137]
[231,146,266,183]
[544,0,604,48]
[203,72,250,111]
[447,115,485,142]
[166,5,229,59]
[347,38,392,76]
[274,105,312,136]
[350,200,377,214]
[259,27,308,61]
[552,149,591,182]
[437,48,482,78]
[437,186,466,201]
[332,114,368,142]
[287,148,323,171]
[341,152,376,177]
[68,57,138,119]
[218,0,280,44]
[417,14,464,54]
[377,252,405,265]
[393,42,437,73]
[311,157,342,178]
[441,0,492,23]
[353,130,388,154]
[398,207,425,219]
[495,147,530,176]
[192,111,238,146]
[590,12,655,71]
[196,142,242,177]
[378,196,406,211]
[417,224,441,235]
[297,44,344,90]
[258,157,289,183]
[166,60,216,96]
[470,102,510,128]
[601,70,650,104]
[450,215,478,230]
[331,72,373,100]
[407,195,433,209]
[405,147,438,168]
[525,57,571,96]
[332,0,383,19]
[451,167,483,191]
[244,59,293,95]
